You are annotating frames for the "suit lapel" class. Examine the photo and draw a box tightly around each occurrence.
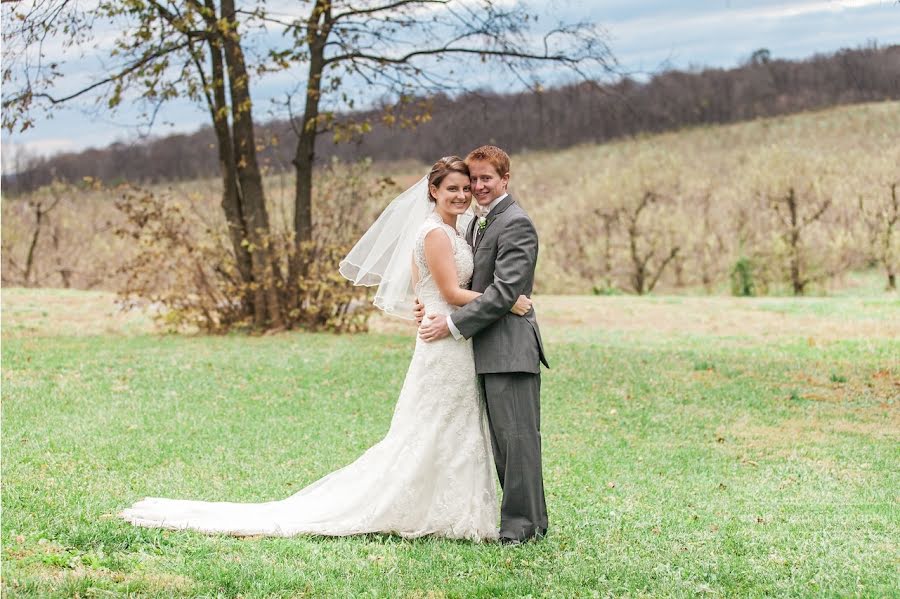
[466,214,477,248]
[474,194,516,250]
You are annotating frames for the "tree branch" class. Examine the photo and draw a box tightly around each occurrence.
[325,45,586,67]
[333,0,448,22]
[3,39,193,108]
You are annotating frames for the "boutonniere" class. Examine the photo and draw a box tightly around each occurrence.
[477,216,490,232]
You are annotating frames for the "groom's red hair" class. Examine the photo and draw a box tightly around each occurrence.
[465,145,510,177]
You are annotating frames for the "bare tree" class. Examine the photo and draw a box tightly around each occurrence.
[694,191,727,293]
[768,187,831,295]
[551,206,619,293]
[859,183,900,290]
[21,191,63,286]
[621,191,680,295]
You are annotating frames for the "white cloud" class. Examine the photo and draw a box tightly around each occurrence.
[609,0,889,38]
[4,138,77,156]
[609,0,884,38]
[602,0,897,76]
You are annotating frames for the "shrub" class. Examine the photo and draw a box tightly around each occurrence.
[113,160,392,333]
[730,257,757,296]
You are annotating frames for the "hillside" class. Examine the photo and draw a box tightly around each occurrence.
[513,101,898,294]
[3,101,898,297]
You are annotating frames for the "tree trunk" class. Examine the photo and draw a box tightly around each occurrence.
[221,0,283,329]
[602,216,614,290]
[293,126,316,247]
[205,31,252,289]
[784,188,805,296]
[673,254,685,287]
[884,183,897,291]
[292,2,330,246]
[23,202,44,287]
[50,224,72,288]
[627,222,646,295]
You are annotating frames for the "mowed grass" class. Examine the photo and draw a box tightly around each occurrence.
[2,289,899,597]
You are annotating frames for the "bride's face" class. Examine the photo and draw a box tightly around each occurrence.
[430,172,472,217]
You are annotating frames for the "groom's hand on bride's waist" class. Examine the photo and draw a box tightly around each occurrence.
[418,314,451,342]
[413,298,425,326]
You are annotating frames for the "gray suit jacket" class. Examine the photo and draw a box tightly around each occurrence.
[452,194,549,374]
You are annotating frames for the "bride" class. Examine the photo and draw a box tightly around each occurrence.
[120,156,532,541]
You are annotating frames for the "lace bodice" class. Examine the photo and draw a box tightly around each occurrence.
[413,213,474,316]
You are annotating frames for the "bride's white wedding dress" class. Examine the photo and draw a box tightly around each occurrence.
[121,213,499,540]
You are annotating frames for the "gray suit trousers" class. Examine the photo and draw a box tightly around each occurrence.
[481,372,548,541]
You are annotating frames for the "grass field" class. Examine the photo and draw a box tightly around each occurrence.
[2,289,898,597]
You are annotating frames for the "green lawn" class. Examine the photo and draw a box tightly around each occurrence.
[2,290,898,597]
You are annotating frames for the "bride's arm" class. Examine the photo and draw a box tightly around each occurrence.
[423,230,533,314]
[423,229,479,307]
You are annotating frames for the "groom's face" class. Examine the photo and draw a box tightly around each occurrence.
[468,160,510,207]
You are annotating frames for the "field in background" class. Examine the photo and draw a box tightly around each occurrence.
[2,288,898,596]
[4,283,898,342]
[3,102,898,297]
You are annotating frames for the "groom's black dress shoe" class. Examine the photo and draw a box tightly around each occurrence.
[498,528,547,545]
[498,536,523,546]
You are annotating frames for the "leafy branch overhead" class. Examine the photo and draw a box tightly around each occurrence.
[2,1,613,135]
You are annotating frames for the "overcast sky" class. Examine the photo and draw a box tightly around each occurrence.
[2,0,897,170]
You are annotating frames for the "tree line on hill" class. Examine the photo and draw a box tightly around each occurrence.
[4,43,898,195]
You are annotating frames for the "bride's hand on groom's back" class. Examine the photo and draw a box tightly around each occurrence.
[511,295,532,316]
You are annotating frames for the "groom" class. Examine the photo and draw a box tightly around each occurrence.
[417,145,549,544]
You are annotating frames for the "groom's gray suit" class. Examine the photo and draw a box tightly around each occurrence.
[452,194,549,542]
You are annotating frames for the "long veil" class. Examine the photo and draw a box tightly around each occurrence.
[339,176,432,320]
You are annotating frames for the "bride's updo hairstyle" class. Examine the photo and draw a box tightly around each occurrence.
[427,156,470,203]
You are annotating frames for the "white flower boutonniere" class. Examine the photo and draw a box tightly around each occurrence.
[477,216,488,232]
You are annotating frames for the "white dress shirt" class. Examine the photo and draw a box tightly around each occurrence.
[447,193,508,340]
